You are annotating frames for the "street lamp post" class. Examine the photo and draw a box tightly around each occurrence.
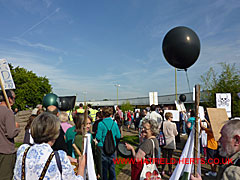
[114,84,120,105]
[82,91,87,104]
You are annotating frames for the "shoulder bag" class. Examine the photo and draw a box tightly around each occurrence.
[140,139,161,180]
[157,121,166,147]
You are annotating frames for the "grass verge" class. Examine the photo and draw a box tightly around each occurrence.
[115,135,139,176]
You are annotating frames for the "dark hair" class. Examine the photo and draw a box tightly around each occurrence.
[25,115,37,130]
[0,90,14,101]
[74,113,84,135]
[190,110,196,117]
[79,103,83,107]
[37,109,44,115]
[114,113,122,126]
[96,111,103,119]
[150,104,156,111]
[102,107,113,118]
[87,104,92,108]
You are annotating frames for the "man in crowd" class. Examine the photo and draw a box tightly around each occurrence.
[96,107,121,180]
[147,104,163,126]
[76,103,85,113]
[0,90,20,180]
[88,104,98,123]
[191,119,240,180]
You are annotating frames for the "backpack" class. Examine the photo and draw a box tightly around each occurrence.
[102,121,116,155]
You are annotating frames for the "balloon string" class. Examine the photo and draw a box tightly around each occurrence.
[185,70,191,93]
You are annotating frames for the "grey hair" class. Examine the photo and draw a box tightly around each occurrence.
[31,112,60,143]
[59,112,69,122]
[142,118,159,136]
[223,119,240,139]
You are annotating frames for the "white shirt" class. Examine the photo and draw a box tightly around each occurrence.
[149,111,163,125]
[13,143,83,180]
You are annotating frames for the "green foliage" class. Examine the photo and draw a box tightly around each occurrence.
[15,142,23,148]
[9,64,52,110]
[120,101,134,112]
[201,63,240,117]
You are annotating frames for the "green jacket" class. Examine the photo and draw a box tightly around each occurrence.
[96,117,121,147]
[217,151,240,180]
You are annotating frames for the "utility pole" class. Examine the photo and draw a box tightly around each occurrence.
[114,84,120,105]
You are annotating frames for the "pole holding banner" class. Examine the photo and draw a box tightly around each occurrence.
[82,100,88,153]
[194,84,200,176]
[0,76,11,109]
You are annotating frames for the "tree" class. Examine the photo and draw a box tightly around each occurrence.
[9,64,52,110]
[120,101,134,112]
[201,63,240,117]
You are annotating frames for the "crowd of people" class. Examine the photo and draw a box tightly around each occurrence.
[0,90,240,180]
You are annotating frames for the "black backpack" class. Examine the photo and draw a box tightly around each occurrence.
[102,121,116,155]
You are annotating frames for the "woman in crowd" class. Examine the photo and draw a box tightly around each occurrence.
[59,111,72,133]
[161,112,178,176]
[74,115,93,158]
[14,112,86,179]
[127,110,132,131]
[23,109,43,145]
[125,119,160,180]
[114,113,122,132]
[138,109,147,143]
[23,114,37,145]
[74,114,101,179]
[65,113,83,157]
[186,109,196,135]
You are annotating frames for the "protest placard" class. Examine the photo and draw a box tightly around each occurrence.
[164,110,179,121]
[207,108,228,141]
[149,92,158,105]
[0,59,15,90]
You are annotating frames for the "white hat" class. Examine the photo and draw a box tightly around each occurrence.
[32,108,38,115]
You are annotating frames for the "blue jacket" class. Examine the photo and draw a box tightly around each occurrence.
[96,117,121,147]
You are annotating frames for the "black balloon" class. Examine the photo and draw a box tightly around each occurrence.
[58,96,76,111]
[179,94,186,102]
[162,26,200,69]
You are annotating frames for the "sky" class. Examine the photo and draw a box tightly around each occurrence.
[0,0,240,101]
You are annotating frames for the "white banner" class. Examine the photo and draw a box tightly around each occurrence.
[149,92,158,105]
[199,106,205,121]
[216,93,231,118]
[0,59,16,90]
[170,128,201,180]
[83,133,97,180]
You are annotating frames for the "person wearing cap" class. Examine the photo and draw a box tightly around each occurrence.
[0,90,20,179]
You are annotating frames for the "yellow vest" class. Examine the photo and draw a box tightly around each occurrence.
[76,108,85,113]
[66,110,73,121]
[89,108,98,122]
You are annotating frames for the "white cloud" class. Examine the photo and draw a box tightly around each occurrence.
[9,37,64,54]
